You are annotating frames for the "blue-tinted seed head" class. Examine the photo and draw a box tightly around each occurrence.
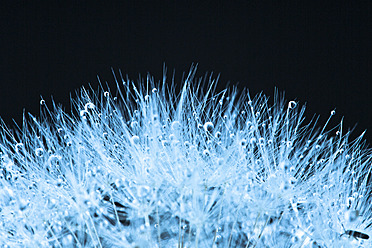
[0,68,371,247]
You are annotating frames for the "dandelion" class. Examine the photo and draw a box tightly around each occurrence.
[0,66,371,247]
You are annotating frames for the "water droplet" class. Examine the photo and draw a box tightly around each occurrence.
[56,178,64,187]
[48,154,61,168]
[131,135,140,144]
[162,140,170,147]
[62,234,73,246]
[240,139,247,147]
[152,88,158,94]
[35,148,44,157]
[80,109,88,117]
[130,121,139,130]
[15,143,24,153]
[288,101,297,109]
[215,131,221,139]
[331,110,336,116]
[18,199,28,211]
[203,149,210,157]
[104,91,109,98]
[203,122,214,132]
[345,210,359,222]
[137,185,150,197]
[40,99,45,105]
[102,132,108,139]
[85,102,95,111]
[171,121,181,130]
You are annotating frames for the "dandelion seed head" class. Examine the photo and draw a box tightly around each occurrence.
[0,67,371,247]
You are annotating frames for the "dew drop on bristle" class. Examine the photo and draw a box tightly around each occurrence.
[203,122,214,132]
[171,121,181,131]
[35,148,44,157]
[131,135,140,145]
[286,141,293,148]
[104,91,110,98]
[85,102,95,111]
[331,110,336,116]
[203,149,210,157]
[15,143,24,153]
[288,101,297,109]
[215,131,221,139]
[345,210,359,222]
[130,121,139,130]
[137,185,150,197]
[40,99,45,105]
[80,109,88,117]
[102,132,108,139]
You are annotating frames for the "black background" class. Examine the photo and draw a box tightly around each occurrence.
[1,1,371,144]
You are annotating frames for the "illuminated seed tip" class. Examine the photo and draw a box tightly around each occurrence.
[40,99,45,105]
[203,122,214,132]
[331,110,336,116]
[288,101,297,109]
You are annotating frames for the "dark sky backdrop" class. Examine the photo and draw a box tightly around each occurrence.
[1,1,372,144]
